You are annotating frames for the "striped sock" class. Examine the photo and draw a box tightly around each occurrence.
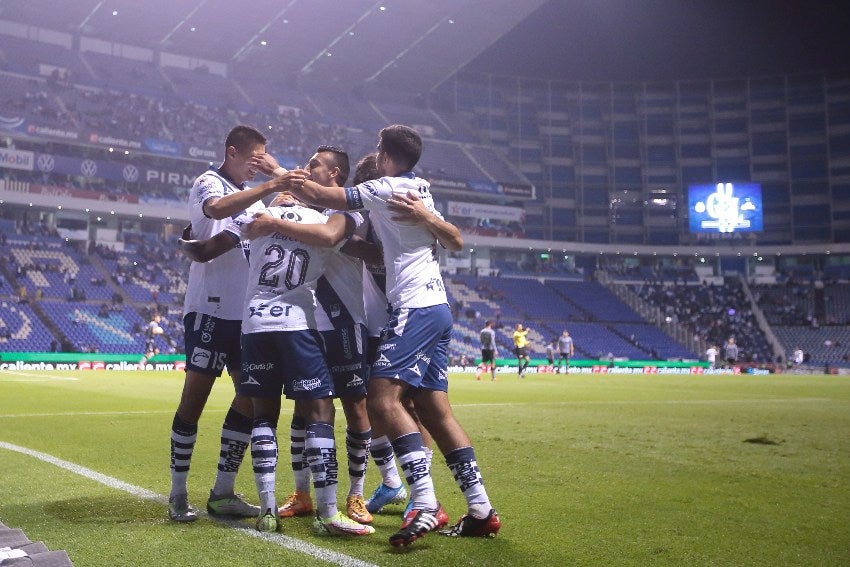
[370,435,402,488]
[169,414,197,498]
[305,422,338,519]
[392,432,436,509]
[446,446,492,518]
[289,415,311,493]
[251,419,278,513]
[212,407,252,496]
[346,428,371,497]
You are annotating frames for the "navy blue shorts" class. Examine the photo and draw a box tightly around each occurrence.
[240,329,335,400]
[320,323,368,399]
[370,304,452,393]
[183,312,242,377]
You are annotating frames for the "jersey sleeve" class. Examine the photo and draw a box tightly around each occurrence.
[195,174,226,218]
[344,179,393,211]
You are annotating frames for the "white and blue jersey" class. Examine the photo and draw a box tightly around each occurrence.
[344,173,448,310]
[343,174,453,390]
[241,205,330,334]
[183,168,262,321]
[239,204,335,400]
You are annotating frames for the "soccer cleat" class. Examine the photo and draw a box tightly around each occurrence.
[403,497,414,518]
[346,495,373,524]
[168,493,198,522]
[389,504,448,547]
[313,512,375,536]
[438,508,501,538]
[277,491,313,518]
[365,483,407,513]
[206,491,261,518]
[256,509,280,532]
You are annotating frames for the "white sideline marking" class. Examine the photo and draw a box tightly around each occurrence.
[0,371,78,381]
[0,441,378,567]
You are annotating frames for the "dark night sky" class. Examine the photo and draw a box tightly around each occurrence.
[467,0,850,82]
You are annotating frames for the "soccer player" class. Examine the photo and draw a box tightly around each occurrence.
[350,154,411,514]
[198,191,374,536]
[556,329,574,374]
[513,323,531,377]
[245,146,374,526]
[476,320,498,381]
[723,337,739,369]
[168,125,304,523]
[705,344,718,369]
[286,124,501,546]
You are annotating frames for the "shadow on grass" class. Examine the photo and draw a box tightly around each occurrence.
[36,495,166,525]
[743,435,784,445]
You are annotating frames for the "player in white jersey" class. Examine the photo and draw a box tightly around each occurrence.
[286,125,501,546]
[183,192,370,536]
[168,125,304,523]
[244,146,375,526]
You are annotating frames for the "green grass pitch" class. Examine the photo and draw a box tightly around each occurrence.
[1,369,849,566]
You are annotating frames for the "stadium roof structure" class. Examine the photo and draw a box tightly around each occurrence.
[0,0,546,92]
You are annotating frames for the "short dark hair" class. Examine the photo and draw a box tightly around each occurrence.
[378,124,422,171]
[225,125,266,152]
[485,320,493,327]
[316,145,350,185]
[352,152,379,185]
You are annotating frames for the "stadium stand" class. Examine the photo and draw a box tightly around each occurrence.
[1,32,850,370]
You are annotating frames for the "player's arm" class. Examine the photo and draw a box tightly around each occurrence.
[290,179,349,211]
[243,211,355,248]
[178,225,240,262]
[388,191,463,251]
[203,169,307,220]
[340,233,383,265]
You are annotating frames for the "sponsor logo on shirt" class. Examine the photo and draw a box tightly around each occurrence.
[424,277,444,292]
[249,303,293,318]
[373,353,392,367]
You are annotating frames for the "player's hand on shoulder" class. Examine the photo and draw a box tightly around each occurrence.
[243,212,280,239]
[388,191,428,223]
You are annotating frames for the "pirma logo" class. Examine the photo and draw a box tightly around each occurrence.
[191,347,212,368]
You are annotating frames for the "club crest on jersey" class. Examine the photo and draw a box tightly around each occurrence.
[282,210,304,222]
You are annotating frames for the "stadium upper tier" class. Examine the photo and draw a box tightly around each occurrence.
[2,33,850,248]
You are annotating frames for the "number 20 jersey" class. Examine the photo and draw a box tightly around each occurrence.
[241,205,330,334]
